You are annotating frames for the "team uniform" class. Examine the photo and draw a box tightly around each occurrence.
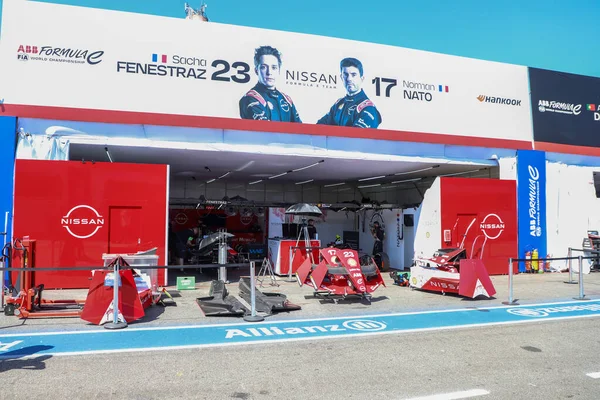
[239,83,302,123]
[317,89,381,128]
[372,226,385,255]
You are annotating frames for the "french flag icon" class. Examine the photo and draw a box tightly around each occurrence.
[152,54,167,63]
[438,85,449,93]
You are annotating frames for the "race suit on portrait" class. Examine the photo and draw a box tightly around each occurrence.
[239,83,302,123]
[317,89,382,128]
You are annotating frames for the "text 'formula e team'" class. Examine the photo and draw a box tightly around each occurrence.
[239,46,382,129]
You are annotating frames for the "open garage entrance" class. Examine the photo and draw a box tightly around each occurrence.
[13,117,501,287]
[66,142,498,272]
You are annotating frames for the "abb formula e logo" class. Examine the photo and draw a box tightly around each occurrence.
[479,213,505,240]
[61,205,105,239]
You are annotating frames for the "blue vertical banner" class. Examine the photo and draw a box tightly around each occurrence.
[516,150,547,272]
[0,116,17,281]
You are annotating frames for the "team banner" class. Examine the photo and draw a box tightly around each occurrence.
[529,67,600,149]
[516,149,547,273]
[0,0,533,145]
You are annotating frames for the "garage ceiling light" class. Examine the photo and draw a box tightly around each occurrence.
[295,179,314,185]
[292,160,325,172]
[440,169,482,177]
[206,170,231,184]
[358,183,381,189]
[391,178,422,184]
[176,171,197,177]
[104,146,114,163]
[249,179,263,185]
[324,182,345,187]
[268,171,289,180]
[394,165,440,176]
[235,161,255,171]
[358,175,386,182]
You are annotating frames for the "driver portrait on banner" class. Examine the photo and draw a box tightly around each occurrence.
[239,45,302,123]
[317,57,382,129]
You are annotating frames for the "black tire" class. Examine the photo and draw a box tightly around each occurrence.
[376,252,391,272]
[4,303,15,316]
[360,262,378,277]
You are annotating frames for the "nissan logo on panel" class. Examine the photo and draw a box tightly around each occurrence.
[61,205,105,239]
[480,213,505,240]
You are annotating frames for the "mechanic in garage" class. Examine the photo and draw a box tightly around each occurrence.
[371,221,385,255]
[175,226,199,267]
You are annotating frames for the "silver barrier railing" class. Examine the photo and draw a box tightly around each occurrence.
[503,254,597,305]
[104,257,127,330]
[502,257,518,305]
[243,261,264,322]
[566,247,600,284]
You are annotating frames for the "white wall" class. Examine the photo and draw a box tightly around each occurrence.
[403,209,417,268]
[499,157,517,180]
[316,210,356,246]
[546,162,600,271]
[267,208,286,238]
[354,210,406,271]
[413,178,442,261]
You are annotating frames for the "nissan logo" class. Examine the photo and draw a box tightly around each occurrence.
[61,205,105,239]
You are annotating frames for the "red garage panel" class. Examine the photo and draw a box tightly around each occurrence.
[440,177,517,275]
[12,159,168,289]
[108,206,143,254]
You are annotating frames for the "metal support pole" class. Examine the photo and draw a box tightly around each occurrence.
[1,212,7,308]
[0,258,4,309]
[105,258,127,329]
[218,230,228,283]
[574,255,589,300]
[503,258,519,305]
[1,212,6,253]
[565,248,577,284]
[287,247,295,282]
[244,261,264,322]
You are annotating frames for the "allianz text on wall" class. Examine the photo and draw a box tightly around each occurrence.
[0,0,533,148]
[516,150,547,272]
[529,67,600,154]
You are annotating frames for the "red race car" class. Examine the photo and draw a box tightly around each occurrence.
[295,247,386,303]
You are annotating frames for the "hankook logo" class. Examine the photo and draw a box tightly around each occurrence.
[61,205,105,239]
[477,95,522,106]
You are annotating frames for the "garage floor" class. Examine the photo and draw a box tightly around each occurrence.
[1,268,599,332]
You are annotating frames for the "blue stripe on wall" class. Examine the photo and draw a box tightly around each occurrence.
[545,152,600,167]
[0,116,17,280]
[16,118,523,163]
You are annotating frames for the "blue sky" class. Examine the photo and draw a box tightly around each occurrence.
[1,0,599,77]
